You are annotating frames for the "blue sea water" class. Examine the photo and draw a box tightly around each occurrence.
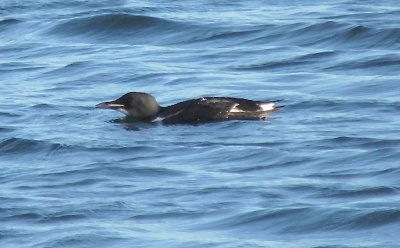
[1,0,400,247]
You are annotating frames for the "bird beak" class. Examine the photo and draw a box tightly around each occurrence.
[95,101,125,109]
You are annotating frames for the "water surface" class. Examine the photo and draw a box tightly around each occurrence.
[1,1,400,247]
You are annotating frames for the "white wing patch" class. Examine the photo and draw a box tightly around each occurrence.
[260,102,275,111]
[229,104,243,113]
[229,102,275,113]
[151,116,165,122]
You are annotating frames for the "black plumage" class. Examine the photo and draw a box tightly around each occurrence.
[96,92,282,124]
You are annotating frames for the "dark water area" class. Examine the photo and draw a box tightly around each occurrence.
[1,0,400,247]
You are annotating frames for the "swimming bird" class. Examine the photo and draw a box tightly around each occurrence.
[95,92,282,124]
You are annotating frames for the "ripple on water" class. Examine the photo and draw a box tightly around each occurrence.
[46,13,206,45]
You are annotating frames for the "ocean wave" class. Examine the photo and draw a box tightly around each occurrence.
[237,20,400,49]
[0,18,20,27]
[316,185,398,199]
[350,208,400,229]
[0,137,67,155]
[46,13,201,45]
[0,137,129,156]
[228,23,400,72]
[1,207,86,223]
[43,11,400,51]
[288,98,400,113]
[0,127,15,133]
[289,21,400,49]
[198,203,400,234]
[230,50,338,71]
[318,136,400,149]
[326,53,400,74]
[0,61,44,73]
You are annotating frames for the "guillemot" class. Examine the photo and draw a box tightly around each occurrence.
[95,92,282,124]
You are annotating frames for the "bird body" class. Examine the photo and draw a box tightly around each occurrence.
[96,92,282,124]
